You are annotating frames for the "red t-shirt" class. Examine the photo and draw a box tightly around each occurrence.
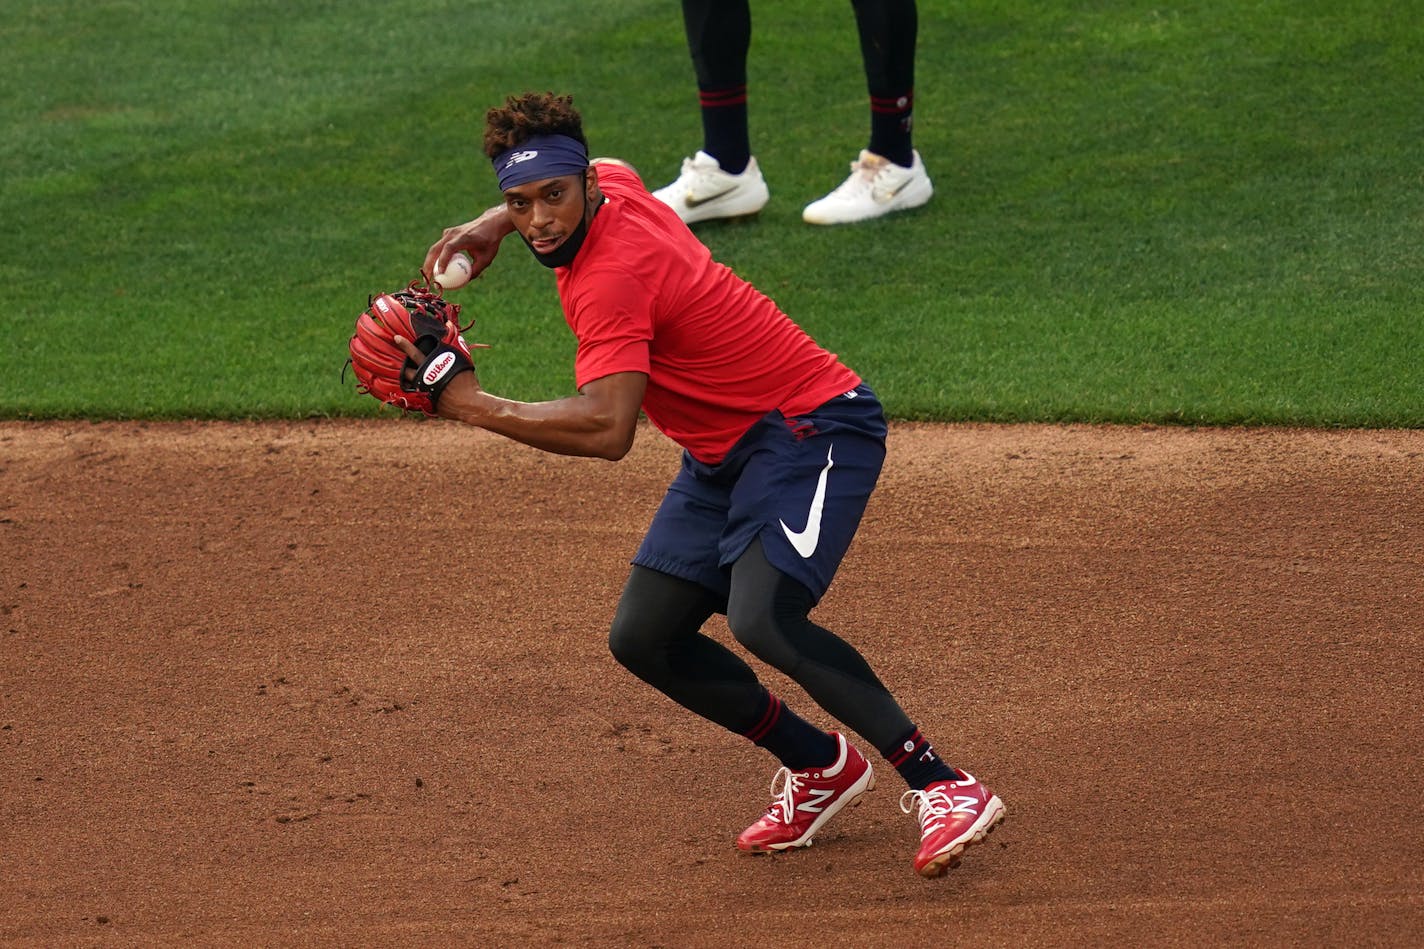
[554,163,861,464]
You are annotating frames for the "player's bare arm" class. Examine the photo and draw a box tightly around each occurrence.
[391,334,646,461]
[449,370,647,460]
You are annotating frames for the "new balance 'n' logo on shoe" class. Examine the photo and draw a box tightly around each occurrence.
[899,772,1006,877]
[736,732,875,852]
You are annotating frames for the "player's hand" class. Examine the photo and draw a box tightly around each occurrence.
[393,333,481,417]
[422,206,516,284]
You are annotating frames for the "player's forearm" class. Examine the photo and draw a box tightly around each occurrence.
[471,204,516,241]
[424,205,517,279]
[447,390,635,461]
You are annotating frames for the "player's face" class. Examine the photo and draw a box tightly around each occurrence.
[503,169,599,256]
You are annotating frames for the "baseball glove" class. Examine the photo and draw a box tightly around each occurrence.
[348,279,483,417]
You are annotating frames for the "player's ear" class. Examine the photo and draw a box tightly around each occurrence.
[585,165,602,204]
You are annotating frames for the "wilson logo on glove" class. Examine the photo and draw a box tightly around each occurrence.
[423,352,457,385]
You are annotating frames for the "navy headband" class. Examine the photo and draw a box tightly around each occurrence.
[492,134,590,190]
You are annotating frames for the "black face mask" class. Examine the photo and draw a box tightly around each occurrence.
[522,181,597,269]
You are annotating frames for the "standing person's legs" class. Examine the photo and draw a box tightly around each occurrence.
[653,0,769,223]
[802,0,933,224]
[679,0,753,173]
[850,0,918,166]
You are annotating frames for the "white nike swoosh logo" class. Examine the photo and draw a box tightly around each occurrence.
[780,445,834,558]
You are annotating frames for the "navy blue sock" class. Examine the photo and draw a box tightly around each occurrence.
[868,92,915,167]
[881,727,958,789]
[745,693,838,770]
[698,85,751,174]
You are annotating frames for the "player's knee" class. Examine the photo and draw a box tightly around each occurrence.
[607,604,657,674]
[609,565,720,676]
[727,596,799,672]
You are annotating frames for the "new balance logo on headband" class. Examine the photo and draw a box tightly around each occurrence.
[493,134,589,190]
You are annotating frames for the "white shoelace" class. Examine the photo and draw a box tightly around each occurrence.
[900,787,954,836]
[679,155,706,179]
[828,159,880,200]
[764,766,804,824]
[678,154,724,184]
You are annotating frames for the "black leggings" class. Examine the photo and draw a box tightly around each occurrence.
[607,537,914,750]
[680,0,918,98]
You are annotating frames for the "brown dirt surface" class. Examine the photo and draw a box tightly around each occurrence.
[2,419,1421,947]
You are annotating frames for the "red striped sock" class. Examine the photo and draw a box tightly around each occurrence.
[883,727,958,789]
[868,91,914,167]
[744,693,783,744]
[743,693,837,770]
[696,84,751,174]
[699,85,748,109]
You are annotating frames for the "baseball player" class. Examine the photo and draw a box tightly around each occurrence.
[409,92,1004,877]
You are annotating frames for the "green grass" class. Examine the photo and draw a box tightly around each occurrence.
[2,0,1420,425]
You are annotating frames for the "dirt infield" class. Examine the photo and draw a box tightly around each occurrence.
[2,420,1421,946]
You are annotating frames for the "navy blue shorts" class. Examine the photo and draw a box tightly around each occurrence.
[632,384,888,605]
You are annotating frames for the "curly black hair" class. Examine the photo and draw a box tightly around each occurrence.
[483,92,588,159]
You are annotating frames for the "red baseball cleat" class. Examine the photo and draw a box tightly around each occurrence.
[736,733,875,852]
[900,772,1006,877]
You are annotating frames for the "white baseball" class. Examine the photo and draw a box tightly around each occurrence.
[434,251,473,290]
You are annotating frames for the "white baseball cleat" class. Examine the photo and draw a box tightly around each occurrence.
[652,150,770,224]
[801,149,933,225]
